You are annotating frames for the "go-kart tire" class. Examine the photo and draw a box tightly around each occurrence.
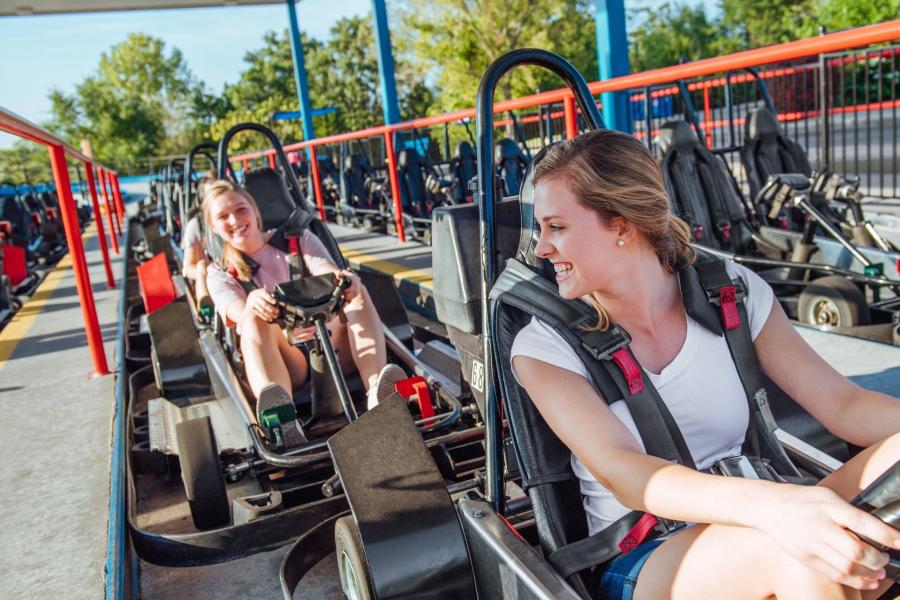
[334,516,374,600]
[176,416,230,530]
[798,276,870,328]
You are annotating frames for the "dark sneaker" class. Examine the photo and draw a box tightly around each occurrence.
[256,383,307,447]
[366,364,407,409]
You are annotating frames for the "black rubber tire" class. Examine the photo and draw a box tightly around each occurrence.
[798,275,870,328]
[176,416,230,530]
[334,516,374,600]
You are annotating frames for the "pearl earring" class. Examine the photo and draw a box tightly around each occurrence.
[616,239,625,247]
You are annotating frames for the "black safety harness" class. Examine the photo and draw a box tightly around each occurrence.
[490,252,801,577]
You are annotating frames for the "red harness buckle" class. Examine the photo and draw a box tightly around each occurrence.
[288,235,300,256]
[618,513,659,554]
[611,348,644,395]
[719,285,741,331]
[692,225,704,241]
[721,223,732,240]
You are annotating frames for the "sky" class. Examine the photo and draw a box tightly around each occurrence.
[0,0,371,148]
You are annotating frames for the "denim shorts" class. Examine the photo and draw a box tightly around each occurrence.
[597,539,663,600]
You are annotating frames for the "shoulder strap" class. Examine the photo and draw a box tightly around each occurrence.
[690,254,800,476]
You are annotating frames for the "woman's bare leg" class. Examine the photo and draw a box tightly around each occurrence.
[240,315,308,397]
[632,433,900,600]
[339,286,386,390]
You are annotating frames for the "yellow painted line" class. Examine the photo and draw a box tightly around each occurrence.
[339,246,434,289]
[0,226,98,370]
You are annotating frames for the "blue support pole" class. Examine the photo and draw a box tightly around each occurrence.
[286,0,316,142]
[594,0,632,132]
[372,0,401,125]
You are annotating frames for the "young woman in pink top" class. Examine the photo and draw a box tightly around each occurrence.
[203,180,404,425]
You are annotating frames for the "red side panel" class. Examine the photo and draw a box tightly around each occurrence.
[2,245,28,286]
[136,253,177,314]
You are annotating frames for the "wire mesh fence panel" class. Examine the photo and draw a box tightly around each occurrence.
[824,46,899,200]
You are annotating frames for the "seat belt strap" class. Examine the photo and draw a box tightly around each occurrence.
[547,510,685,577]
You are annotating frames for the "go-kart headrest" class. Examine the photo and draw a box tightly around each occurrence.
[454,141,475,160]
[494,138,525,163]
[515,143,561,272]
[344,153,371,172]
[657,120,701,156]
[397,148,422,170]
[746,108,780,141]
[243,167,298,232]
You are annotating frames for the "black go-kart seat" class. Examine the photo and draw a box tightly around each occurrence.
[741,108,813,201]
[0,196,33,248]
[495,138,528,198]
[397,149,430,217]
[243,167,302,233]
[451,141,477,203]
[342,153,377,210]
[658,120,755,254]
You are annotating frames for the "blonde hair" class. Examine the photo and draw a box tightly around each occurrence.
[533,129,696,330]
[201,179,264,282]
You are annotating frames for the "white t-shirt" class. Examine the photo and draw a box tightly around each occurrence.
[510,261,774,536]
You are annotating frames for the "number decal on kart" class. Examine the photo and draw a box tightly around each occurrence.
[471,360,484,393]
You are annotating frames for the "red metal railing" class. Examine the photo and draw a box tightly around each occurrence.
[231,20,899,243]
[0,107,119,377]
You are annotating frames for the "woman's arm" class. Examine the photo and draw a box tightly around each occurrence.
[754,300,900,447]
[514,356,775,526]
[182,241,204,280]
[513,356,898,583]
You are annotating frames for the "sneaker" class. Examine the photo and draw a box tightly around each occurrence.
[366,363,407,409]
[256,383,307,447]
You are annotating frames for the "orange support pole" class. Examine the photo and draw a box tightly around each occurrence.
[268,153,277,169]
[97,167,120,252]
[703,85,713,148]
[307,147,326,222]
[563,94,578,140]
[383,131,406,243]
[242,159,250,172]
[48,144,110,377]
[111,174,125,226]
[82,162,115,288]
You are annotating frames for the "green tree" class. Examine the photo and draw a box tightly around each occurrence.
[214,16,435,151]
[48,33,206,173]
[399,0,597,111]
[629,3,740,72]
[0,141,52,185]
[816,0,900,33]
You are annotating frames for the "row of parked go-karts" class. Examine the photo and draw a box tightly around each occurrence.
[123,51,899,599]
[151,122,531,246]
[0,182,92,330]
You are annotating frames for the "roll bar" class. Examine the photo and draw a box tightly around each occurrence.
[182,142,218,221]
[475,48,604,512]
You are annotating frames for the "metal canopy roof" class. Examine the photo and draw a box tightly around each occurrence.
[0,1,282,17]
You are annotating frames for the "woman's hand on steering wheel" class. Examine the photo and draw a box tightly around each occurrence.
[243,288,279,323]
[337,269,361,302]
[756,483,898,590]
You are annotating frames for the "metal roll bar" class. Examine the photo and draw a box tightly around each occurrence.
[475,48,605,512]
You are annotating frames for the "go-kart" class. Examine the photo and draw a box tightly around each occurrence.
[656,79,900,345]
[278,49,900,600]
[121,122,485,568]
